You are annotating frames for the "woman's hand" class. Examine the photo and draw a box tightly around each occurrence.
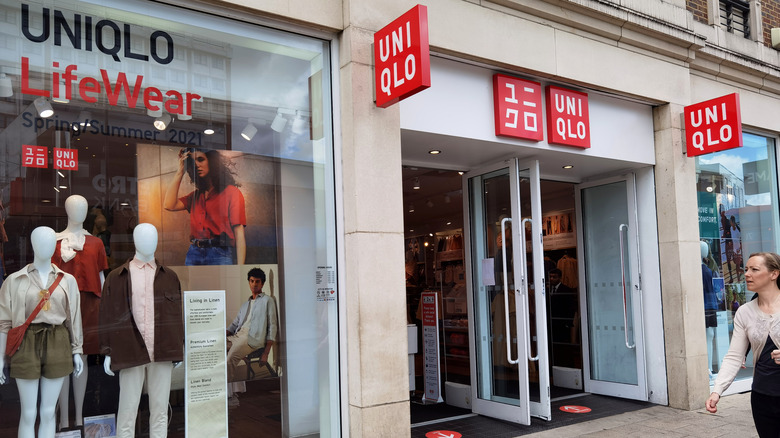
[705,392,720,413]
[164,149,189,211]
[771,349,780,365]
[176,148,190,175]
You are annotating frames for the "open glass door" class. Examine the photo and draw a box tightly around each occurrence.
[576,174,648,400]
[463,158,550,424]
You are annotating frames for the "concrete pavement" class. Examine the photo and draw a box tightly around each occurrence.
[519,392,757,437]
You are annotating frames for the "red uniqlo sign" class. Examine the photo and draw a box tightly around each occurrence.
[684,93,742,157]
[22,145,47,168]
[493,74,544,141]
[373,5,431,108]
[545,86,591,148]
[53,148,78,171]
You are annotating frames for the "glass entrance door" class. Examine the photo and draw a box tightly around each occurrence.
[576,175,648,400]
[463,159,550,424]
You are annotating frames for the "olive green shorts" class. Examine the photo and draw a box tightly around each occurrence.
[10,323,73,380]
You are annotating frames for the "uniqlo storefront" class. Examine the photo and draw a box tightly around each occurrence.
[0,1,342,437]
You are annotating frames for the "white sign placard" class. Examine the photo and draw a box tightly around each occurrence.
[184,290,228,438]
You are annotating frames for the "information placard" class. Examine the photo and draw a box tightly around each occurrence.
[421,291,443,403]
[184,290,228,438]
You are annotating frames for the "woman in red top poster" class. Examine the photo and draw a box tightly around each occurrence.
[164,148,247,265]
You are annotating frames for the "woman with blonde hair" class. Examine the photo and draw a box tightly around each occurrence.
[706,252,780,437]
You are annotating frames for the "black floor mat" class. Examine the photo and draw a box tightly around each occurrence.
[411,393,653,438]
[411,400,472,424]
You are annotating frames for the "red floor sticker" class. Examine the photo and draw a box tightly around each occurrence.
[426,431,462,438]
[560,405,592,413]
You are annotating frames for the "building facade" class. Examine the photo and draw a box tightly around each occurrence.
[0,0,779,437]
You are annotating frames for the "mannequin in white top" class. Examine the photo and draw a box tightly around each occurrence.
[0,226,84,438]
[57,195,106,429]
[103,223,157,375]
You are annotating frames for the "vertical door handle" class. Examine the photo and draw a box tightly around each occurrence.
[619,223,635,349]
[521,218,538,361]
[501,217,520,364]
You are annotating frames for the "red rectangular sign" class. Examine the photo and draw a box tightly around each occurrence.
[545,86,591,148]
[22,145,47,168]
[493,74,544,141]
[53,148,78,171]
[374,5,431,108]
[684,93,742,157]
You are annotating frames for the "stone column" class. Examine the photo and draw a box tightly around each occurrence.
[653,103,710,410]
[340,25,412,437]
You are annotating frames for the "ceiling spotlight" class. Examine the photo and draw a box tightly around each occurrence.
[562,164,574,169]
[78,111,92,127]
[241,123,257,141]
[458,171,464,175]
[147,106,163,118]
[428,150,441,155]
[291,111,307,135]
[154,113,172,130]
[34,97,53,118]
[413,177,420,190]
[52,80,69,103]
[706,186,714,193]
[408,204,415,213]
[271,110,287,132]
[0,73,12,97]
[204,123,215,135]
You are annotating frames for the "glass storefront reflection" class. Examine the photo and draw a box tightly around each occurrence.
[0,1,339,436]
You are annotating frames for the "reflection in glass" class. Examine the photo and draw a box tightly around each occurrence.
[696,133,779,386]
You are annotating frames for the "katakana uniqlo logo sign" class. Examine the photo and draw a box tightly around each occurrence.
[53,148,78,171]
[545,86,591,148]
[22,145,47,168]
[684,93,742,157]
[493,74,544,141]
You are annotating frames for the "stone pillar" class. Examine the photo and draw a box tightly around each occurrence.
[653,103,710,410]
[340,25,412,437]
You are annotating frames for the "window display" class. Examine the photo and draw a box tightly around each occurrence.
[0,0,339,436]
[696,131,780,387]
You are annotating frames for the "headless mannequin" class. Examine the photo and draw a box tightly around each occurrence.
[103,224,180,438]
[103,223,157,375]
[0,226,83,438]
[702,241,719,374]
[57,195,106,429]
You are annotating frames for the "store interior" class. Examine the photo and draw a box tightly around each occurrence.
[403,165,585,425]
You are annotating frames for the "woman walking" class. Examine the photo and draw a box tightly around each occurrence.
[706,252,780,437]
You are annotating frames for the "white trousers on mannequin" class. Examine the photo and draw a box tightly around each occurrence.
[117,362,173,438]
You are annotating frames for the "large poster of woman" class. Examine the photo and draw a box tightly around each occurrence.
[137,144,278,266]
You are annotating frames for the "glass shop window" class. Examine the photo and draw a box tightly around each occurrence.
[696,132,780,388]
[0,1,340,437]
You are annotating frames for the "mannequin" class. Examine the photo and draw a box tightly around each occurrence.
[55,195,109,429]
[702,241,719,376]
[100,223,183,438]
[0,226,83,438]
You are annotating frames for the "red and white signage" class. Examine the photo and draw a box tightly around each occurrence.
[54,148,78,171]
[425,431,462,438]
[560,405,591,413]
[493,74,544,141]
[22,145,47,168]
[684,93,742,157]
[373,5,431,108]
[546,86,591,148]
